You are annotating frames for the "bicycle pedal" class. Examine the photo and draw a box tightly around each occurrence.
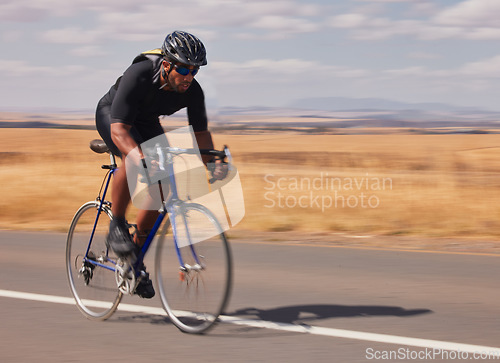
[115,258,136,295]
[79,265,93,285]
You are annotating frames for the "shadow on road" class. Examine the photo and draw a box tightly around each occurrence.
[112,304,432,333]
[230,304,432,324]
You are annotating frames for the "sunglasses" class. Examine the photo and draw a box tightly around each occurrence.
[173,64,199,77]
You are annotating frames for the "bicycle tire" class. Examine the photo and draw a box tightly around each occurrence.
[155,203,232,334]
[66,201,122,320]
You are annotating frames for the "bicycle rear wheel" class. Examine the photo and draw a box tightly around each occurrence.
[66,201,122,320]
[155,203,232,334]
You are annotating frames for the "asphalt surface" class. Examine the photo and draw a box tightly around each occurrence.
[1,230,500,362]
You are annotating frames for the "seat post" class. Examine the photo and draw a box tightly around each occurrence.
[109,153,117,168]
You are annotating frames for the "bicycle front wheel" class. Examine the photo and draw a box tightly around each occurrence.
[155,203,232,334]
[66,201,122,320]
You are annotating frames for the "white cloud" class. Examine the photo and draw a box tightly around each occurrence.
[414,25,465,41]
[210,58,370,85]
[3,0,323,43]
[330,14,367,28]
[466,27,500,40]
[0,60,58,77]
[94,1,322,40]
[459,54,500,78]
[6,0,500,44]
[434,0,500,28]
[0,1,50,22]
[328,0,500,41]
[407,51,441,60]
[251,16,320,37]
[335,18,429,40]
[1,0,499,110]
[16,0,500,46]
[1,30,22,42]
[379,54,500,82]
[70,45,110,58]
[408,2,439,16]
[355,0,414,2]
[0,57,118,82]
[0,56,124,108]
[41,27,102,44]
[0,0,165,21]
[383,66,427,77]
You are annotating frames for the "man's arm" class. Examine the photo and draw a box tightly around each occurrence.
[194,130,214,164]
[195,129,227,180]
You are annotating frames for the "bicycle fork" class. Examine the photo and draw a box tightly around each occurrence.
[169,207,205,283]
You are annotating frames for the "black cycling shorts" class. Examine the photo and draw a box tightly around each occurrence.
[95,101,165,158]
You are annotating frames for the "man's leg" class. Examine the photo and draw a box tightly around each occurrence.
[112,161,131,219]
[134,209,160,246]
[130,208,159,299]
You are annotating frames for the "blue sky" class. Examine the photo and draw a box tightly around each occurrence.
[1,0,500,111]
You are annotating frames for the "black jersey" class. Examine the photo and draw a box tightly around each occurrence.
[98,53,208,132]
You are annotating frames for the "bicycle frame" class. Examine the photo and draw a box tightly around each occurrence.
[83,154,117,273]
[68,139,234,331]
[84,146,215,281]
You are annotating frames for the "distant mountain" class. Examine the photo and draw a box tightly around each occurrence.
[289,97,486,113]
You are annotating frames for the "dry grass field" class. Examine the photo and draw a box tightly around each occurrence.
[1,128,500,243]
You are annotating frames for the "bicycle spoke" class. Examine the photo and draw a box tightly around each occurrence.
[66,202,122,320]
[155,203,232,334]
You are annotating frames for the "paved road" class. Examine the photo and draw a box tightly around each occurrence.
[1,230,500,362]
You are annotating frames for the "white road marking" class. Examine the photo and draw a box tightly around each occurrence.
[1,288,500,355]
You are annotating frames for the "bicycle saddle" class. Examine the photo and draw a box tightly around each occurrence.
[90,139,110,154]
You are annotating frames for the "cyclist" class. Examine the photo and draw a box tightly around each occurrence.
[95,30,222,298]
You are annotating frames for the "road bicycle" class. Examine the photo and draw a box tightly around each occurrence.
[66,137,233,334]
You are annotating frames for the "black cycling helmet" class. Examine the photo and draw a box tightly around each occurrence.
[161,31,207,67]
